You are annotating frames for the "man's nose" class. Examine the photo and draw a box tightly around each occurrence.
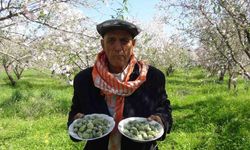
[113,41,123,51]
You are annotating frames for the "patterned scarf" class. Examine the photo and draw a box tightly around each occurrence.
[92,50,148,149]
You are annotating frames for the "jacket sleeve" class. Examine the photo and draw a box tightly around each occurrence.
[67,71,86,142]
[153,69,173,140]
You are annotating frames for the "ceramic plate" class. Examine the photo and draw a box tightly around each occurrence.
[118,117,164,142]
[68,113,115,141]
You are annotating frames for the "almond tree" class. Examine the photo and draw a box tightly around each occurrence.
[0,0,103,85]
[134,17,192,72]
[158,0,250,89]
[0,32,32,85]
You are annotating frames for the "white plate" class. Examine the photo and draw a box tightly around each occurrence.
[118,117,164,143]
[68,113,115,141]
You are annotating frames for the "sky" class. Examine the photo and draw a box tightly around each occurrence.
[82,0,161,23]
[80,0,179,37]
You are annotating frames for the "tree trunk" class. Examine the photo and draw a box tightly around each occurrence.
[243,72,250,80]
[166,64,174,76]
[86,55,89,68]
[218,68,226,81]
[3,64,16,86]
[227,63,233,90]
[228,73,232,90]
[13,64,24,80]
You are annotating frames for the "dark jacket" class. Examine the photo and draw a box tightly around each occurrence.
[67,64,173,150]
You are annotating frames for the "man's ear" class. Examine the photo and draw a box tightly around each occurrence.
[101,39,104,49]
[132,39,136,47]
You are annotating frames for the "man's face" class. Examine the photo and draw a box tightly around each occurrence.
[101,30,135,73]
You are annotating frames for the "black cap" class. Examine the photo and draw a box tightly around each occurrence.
[96,19,140,38]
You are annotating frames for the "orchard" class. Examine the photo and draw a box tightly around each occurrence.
[0,0,249,149]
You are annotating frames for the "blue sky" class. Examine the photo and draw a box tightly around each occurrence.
[80,0,178,38]
[82,0,160,22]
[80,1,197,48]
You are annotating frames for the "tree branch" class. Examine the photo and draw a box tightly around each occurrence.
[0,0,3,10]
[199,4,250,78]
[6,0,12,8]
[0,11,23,21]
[22,14,98,39]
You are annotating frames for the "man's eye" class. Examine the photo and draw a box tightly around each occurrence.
[121,39,129,44]
[108,39,115,43]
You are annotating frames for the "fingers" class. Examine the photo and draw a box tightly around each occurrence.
[148,115,164,126]
[73,113,84,120]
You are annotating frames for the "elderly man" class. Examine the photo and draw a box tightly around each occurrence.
[67,19,172,150]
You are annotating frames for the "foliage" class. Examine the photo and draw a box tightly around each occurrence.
[158,0,250,85]
[134,18,192,69]
[112,0,129,20]
[0,0,102,85]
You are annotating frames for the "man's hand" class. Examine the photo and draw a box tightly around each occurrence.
[73,113,84,120]
[148,115,164,127]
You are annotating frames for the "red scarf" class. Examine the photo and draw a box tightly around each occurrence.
[92,51,148,124]
[92,51,148,149]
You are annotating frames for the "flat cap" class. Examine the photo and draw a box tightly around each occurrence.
[96,19,140,38]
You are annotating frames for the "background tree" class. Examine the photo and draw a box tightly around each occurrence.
[158,0,250,89]
[0,0,102,85]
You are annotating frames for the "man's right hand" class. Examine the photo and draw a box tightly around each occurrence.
[73,113,84,120]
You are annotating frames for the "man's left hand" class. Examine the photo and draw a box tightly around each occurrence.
[148,115,164,127]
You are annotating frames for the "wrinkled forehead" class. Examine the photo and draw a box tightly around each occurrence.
[103,29,133,39]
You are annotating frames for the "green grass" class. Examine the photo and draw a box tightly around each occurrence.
[0,68,249,150]
[161,68,250,150]
[0,70,84,150]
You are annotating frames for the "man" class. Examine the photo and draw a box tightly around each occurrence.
[67,19,172,150]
